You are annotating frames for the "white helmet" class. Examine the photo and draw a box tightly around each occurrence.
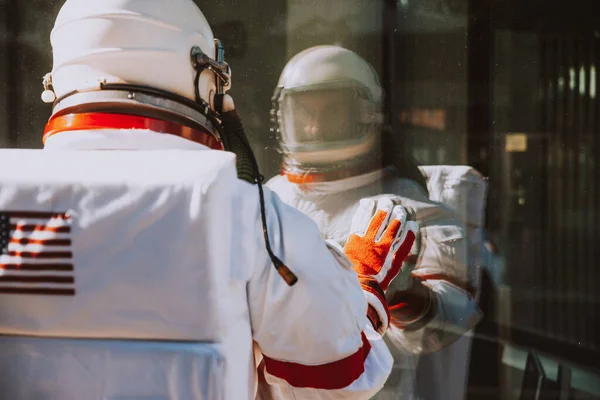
[271,45,384,178]
[41,0,231,143]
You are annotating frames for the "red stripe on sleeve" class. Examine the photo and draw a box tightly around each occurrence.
[262,332,371,389]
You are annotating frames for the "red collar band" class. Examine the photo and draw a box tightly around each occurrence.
[43,112,224,150]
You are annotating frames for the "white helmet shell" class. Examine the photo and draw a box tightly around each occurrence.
[277,45,382,103]
[48,0,228,108]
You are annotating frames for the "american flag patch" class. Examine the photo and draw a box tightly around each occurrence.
[0,211,75,296]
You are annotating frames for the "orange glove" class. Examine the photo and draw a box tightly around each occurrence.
[344,198,418,334]
[344,197,418,291]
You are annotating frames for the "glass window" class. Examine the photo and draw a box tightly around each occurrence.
[1,0,598,398]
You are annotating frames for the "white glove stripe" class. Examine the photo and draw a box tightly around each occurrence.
[373,198,394,242]
[374,206,409,283]
[378,220,419,288]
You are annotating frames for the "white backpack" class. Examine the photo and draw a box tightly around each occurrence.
[419,165,488,297]
[0,149,247,400]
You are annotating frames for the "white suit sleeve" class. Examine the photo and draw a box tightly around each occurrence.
[386,220,482,354]
[245,187,393,399]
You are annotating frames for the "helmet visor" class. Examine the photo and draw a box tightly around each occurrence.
[279,87,366,148]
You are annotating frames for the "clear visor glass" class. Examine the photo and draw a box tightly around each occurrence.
[279,87,365,147]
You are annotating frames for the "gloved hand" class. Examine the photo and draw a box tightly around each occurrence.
[344,197,418,291]
[343,197,418,334]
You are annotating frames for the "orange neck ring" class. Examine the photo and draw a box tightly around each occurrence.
[43,112,223,150]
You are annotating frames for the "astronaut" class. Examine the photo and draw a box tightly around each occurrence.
[267,45,482,398]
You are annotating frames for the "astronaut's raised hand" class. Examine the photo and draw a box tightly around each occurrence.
[344,197,418,291]
[342,197,417,334]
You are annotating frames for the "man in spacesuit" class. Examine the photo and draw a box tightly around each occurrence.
[266,45,482,398]
[0,2,420,400]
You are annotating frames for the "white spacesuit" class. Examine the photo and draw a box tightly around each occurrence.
[267,45,482,399]
[0,2,419,400]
